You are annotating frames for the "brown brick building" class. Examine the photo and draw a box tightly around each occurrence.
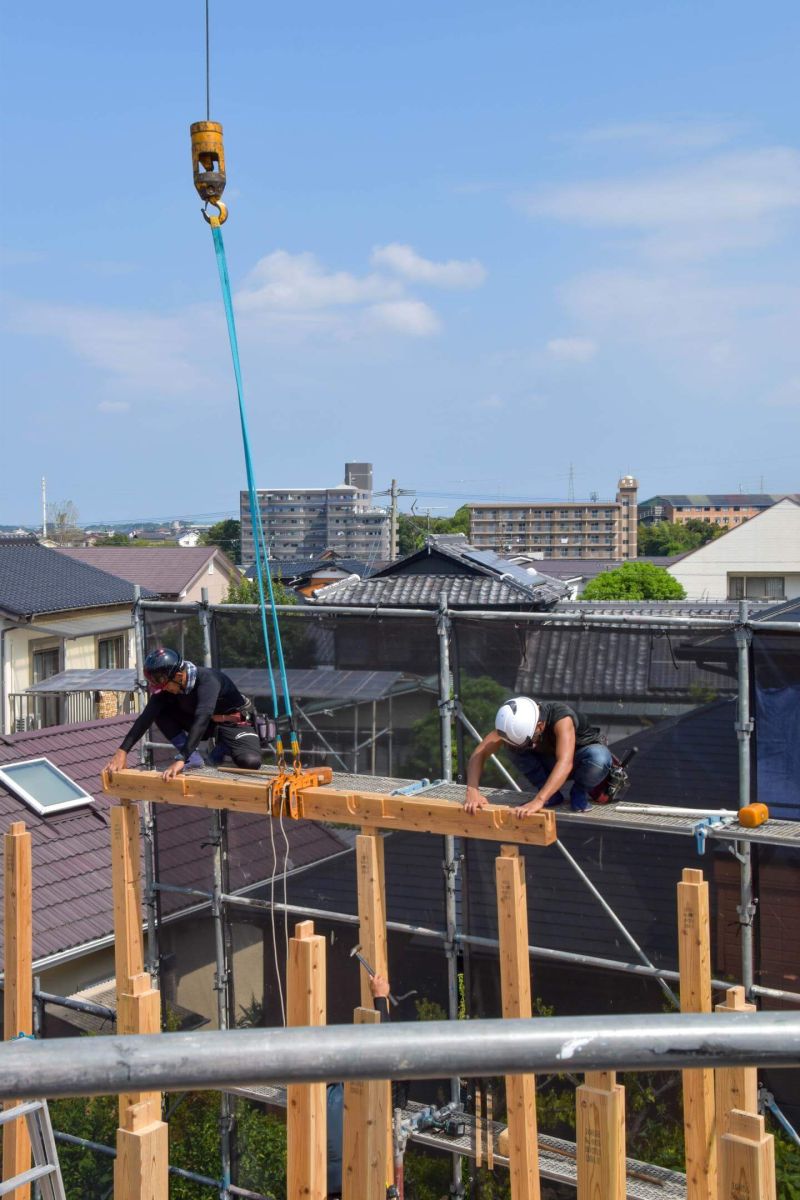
[639,492,800,529]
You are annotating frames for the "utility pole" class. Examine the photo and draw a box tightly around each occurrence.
[41,476,47,538]
[568,463,575,502]
[375,479,415,559]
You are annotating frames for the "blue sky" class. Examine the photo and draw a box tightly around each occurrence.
[2,0,799,525]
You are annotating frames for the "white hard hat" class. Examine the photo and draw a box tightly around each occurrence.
[495,697,540,747]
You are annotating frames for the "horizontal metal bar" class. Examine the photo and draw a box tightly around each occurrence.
[54,1130,224,1189]
[222,893,448,941]
[2,1013,797,1099]
[154,881,214,901]
[0,1165,55,1194]
[35,990,116,1021]
[0,1100,42,1124]
[752,984,800,1005]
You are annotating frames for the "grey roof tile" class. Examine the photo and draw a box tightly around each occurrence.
[0,539,155,617]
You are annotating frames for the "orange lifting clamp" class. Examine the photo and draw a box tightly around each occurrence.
[190,120,228,224]
[267,766,333,820]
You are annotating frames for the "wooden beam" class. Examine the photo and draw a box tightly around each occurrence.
[496,845,540,1200]
[719,1111,776,1200]
[677,867,717,1200]
[715,986,758,1135]
[102,769,556,847]
[3,822,32,1200]
[287,921,327,1200]
[111,801,145,991]
[576,1070,625,1200]
[342,1006,386,1200]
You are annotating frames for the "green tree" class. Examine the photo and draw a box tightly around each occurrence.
[402,675,512,782]
[202,518,241,562]
[582,562,686,601]
[638,519,723,556]
[216,574,313,673]
[397,505,471,556]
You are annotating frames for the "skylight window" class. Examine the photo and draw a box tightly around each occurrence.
[0,758,93,816]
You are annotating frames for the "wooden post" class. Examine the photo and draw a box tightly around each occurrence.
[287,920,327,1200]
[3,822,32,1200]
[719,1111,776,1200]
[111,802,168,1200]
[677,867,717,1200]
[496,845,540,1200]
[576,1071,626,1200]
[355,832,393,1179]
[342,1006,386,1200]
[715,987,757,1135]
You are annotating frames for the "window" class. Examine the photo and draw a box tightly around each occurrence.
[0,758,93,816]
[728,576,785,600]
[31,641,61,728]
[98,634,128,670]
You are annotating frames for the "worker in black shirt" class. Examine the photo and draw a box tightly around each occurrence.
[464,695,612,817]
[105,647,262,781]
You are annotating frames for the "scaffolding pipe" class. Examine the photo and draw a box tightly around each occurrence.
[210,811,234,1200]
[35,991,116,1022]
[436,600,463,1195]
[3,1013,797,1100]
[294,703,349,771]
[134,587,160,981]
[735,598,757,1000]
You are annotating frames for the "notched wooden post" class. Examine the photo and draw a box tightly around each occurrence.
[719,1111,776,1200]
[496,844,540,1200]
[677,867,717,1200]
[342,1006,386,1199]
[576,1070,626,1200]
[287,920,327,1199]
[3,822,32,1200]
[715,985,757,1135]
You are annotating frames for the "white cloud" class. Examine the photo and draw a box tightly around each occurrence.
[367,300,441,337]
[97,399,130,413]
[521,147,800,260]
[236,250,403,313]
[546,337,597,362]
[371,243,486,288]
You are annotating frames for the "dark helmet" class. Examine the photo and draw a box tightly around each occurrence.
[143,647,183,687]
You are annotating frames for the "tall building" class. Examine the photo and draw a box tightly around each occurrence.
[638,493,800,528]
[240,463,391,564]
[468,476,639,560]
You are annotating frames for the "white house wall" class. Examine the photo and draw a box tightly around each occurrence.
[669,500,800,601]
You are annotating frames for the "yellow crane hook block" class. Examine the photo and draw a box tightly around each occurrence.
[738,802,769,828]
[190,120,228,223]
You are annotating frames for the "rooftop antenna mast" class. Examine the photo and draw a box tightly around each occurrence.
[568,463,575,502]
[41,476,47,538]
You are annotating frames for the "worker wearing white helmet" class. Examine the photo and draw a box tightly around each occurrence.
[464,696,612,817]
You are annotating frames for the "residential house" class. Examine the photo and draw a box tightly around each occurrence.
[0,537,155,733]
[244,549,385,597]
[55,545,240,605]
[667,497,800,601]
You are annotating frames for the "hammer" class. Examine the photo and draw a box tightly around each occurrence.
[349,944,417,1007]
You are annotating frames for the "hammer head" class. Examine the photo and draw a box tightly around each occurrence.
[349,943,363,958]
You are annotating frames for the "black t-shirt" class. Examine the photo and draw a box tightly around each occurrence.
[120,667,248,760]
[536,701,602,757]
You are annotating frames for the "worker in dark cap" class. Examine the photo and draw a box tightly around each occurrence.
[105,647,263,780]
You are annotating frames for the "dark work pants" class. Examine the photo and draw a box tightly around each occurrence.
[155,711,262,770]
[508,743,612,809]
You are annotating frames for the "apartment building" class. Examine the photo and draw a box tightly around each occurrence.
[639,493,800,528]
[467,476,638,560]
[240,462,391,564]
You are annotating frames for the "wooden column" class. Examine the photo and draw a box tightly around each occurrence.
[111,802,168,1200]
[715,986,757,1135]
[287,920,327,1200]
[677,867,717,1200]
[719,1112,776,1200]
[496,845,540,1200]
[3,822,32,1200]
[342,1006,386,1200]
[576,1070,626,1200]
[355,831,393,1179]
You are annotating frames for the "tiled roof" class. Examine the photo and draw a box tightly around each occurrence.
[55,546,236,599]
[0,540,152,617]
[308,575,564,610]
[0,720,351,963]
[553,599,755,619]
[245,557,384,581]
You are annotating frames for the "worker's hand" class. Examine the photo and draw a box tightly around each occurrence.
[369,974,391,1000]
[106,749,127,775]
[162,759,186,782]
[464,787,488,814]
[514,795,547,818]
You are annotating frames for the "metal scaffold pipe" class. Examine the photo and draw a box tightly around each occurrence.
[2,1013,797,1100]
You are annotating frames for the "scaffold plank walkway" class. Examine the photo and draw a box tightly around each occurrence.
[225,1084,688,1200]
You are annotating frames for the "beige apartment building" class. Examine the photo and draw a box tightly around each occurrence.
[468,476,638,560]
